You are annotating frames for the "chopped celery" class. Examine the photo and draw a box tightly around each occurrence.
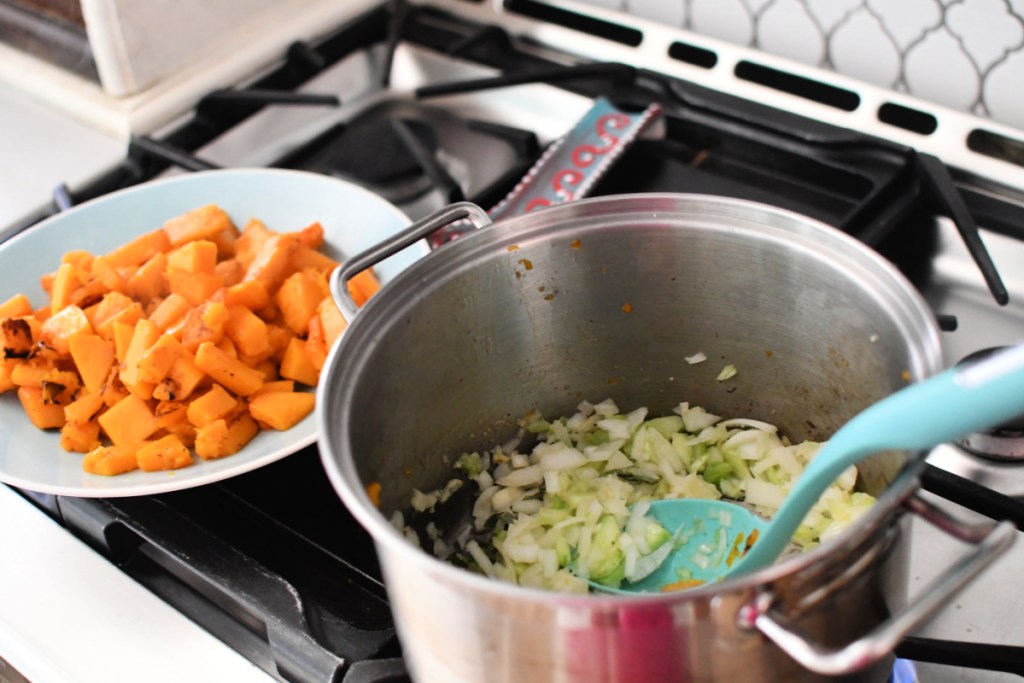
[407,392,876,593]
[702,460,734,486]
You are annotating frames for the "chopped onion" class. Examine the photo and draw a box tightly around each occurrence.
[406,393,876,593]
[496,464,544,487]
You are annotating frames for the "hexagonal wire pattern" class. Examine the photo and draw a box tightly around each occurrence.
[578,0,1024,131]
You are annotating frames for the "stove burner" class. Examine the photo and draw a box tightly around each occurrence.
[953,346,1024,461]
[333,116,439,184]
[277,100,538,212]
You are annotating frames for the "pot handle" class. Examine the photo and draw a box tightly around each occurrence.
[329,202,492,321]
[739,493,1016,676]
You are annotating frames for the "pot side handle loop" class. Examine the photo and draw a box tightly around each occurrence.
[743,494,1016,676]
[329,202,492,321]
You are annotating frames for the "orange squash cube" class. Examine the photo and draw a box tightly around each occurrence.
[167,239,218,274]
[17,385,66,429]
[186,384,238,428]
[64,390,105,425]
[194,341,264,396]
[278,337,319,386]
[60,419,101,453]
[136,334,183,384]
[194,412,259,459]
[0,293,33,320]
[151,350,206,402]
[180,301,230,352]
[163,204,233,247]
[68,333,115,394]
[40,304,93,355]
[82,444,139,476]
[98,393,159,445]
[137,434,194,472]
[248,390,315,431]
[224,305,270,358]
[104,229,171,268]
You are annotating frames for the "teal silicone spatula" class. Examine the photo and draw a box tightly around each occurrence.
[601,343,1024,594]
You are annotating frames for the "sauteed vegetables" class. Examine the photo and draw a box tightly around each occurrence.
[399,398,876,593]
[0,204,379,475]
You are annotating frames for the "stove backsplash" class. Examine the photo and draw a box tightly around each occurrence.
[574,0,1024,131]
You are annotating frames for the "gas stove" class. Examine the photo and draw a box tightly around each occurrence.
[3,2,1024,682]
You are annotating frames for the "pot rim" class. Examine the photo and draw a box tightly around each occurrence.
[317,192,945,603]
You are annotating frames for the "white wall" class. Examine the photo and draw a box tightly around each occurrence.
[576,0,1024,131]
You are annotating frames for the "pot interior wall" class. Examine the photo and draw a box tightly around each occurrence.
[330,196,940,514]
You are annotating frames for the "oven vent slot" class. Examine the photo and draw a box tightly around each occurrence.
[967,129,1024,171]
[668,40,717,70]
[734,60,859,112]
[503,0,643,46]
[878,103,938,136]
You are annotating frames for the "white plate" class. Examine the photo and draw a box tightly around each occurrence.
[0,168,423,497]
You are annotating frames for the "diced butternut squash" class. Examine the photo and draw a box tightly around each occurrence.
[291,245,338,274]
[126,252,168,301]
[153,400,189,430]
[0,359,18,394]
[149,293,191,331]
[210,224,240,259]
[82,444,138,476]
[40,304,92,355]
[194,413,258,459]
[89,256,127,294]
[2,317,34,359]
[4,203,371,476]
[40,369,78,406]
[94,300,144,342]
[18,385,67,429]
[162,204,233,247]
[98,367,129,408]
[98,393,159,445]
[137,434,194,472]
[152,350,205,402]
[194,341,264,396]
[248,390,315,431]
[167,239,218,274]
[305,316,328,371]
[224,305,269,358]
[186,384,238,428]
[111,320,135,364]
[137,333,183,384]
[49,262,79,314]
[244,233,300,292]
[278,337,319,386]
[234,219,274,268]
[180,301,230,352]
[214,259,245,288]
[347,269,382,308]
[317,297,349,349]
[166,268,224,306]
[0,293,32,319]
[294,221,325,249]
[275,270,323,336]
[120,319,161,397]
[105,229,171,269]
[251,380,295,397]
[223,279,269,310]
[61,419,102,453]
[10,361,50,388]
[64,390,105,425]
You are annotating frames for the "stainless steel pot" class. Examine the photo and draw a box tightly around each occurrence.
[316,194,1014,682]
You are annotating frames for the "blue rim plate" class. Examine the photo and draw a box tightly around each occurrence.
[0,168,424,497]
